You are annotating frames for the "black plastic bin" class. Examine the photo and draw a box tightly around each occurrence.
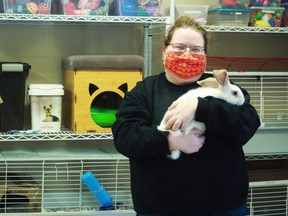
[0,62,30,132]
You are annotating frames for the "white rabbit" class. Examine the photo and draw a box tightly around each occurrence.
[158,69,245,160]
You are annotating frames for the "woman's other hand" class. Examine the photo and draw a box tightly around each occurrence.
[168,128,205,154]
[164,97,199,132]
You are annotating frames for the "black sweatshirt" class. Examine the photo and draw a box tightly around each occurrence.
[112,72,261,215]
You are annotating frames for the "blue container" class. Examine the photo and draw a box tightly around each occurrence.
[82,171,113,207]
[121,0,137,16]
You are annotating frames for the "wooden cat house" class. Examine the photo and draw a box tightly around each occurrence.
[62,55,143,133]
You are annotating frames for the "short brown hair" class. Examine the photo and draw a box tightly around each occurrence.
[164,16,208,52]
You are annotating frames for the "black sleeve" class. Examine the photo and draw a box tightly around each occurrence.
[112,81,170,158]
[195,86,261,146]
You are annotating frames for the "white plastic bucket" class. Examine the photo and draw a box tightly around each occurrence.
[29,84,64,132]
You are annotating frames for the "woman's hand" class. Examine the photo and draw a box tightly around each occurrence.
[164,97,199,131]
[168,128,205,154]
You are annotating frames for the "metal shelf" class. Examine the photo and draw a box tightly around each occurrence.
[1,13,288,34]
[205,25,288,33]
[1,129,287,161]
[246,153,288,160]
[0,13,286,147]
[0,13,166,142]
[0,130,113,141]
[0,13,170,24]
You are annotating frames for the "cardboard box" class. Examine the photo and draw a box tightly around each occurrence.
[62,55,143,133]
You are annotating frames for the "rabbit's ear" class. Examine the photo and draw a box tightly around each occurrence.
[197,77,219,88]
[213,69,229,87]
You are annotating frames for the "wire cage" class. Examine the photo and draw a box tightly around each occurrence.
[206,56,288,72]
[0,156,288,215]
[207,57,288,128]
[0,158,132,214]
[248,180,288,215]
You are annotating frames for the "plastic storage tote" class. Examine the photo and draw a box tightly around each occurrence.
[250,0,281,7]
[0,62,30,132]
[281,0,288,27]
[249,7,285,27]
[119,0,163,16]
[62,0,109,15]
[3,0,52,14]
[208,7,252,26]
[219,0,250,8]
[175,5,209,25]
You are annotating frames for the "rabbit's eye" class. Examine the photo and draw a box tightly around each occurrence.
[232,91,238,96]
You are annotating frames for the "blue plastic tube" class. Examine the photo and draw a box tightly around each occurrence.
[82,171,113,207]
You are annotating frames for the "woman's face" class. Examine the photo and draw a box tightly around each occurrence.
[163,27,205,85]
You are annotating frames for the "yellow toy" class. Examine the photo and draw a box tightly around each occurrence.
[255,20,271,27]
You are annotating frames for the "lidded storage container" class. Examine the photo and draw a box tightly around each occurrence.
[175,5,209,25]
[28,84,64,132]
[4,0,52,14]
[281,0,288,26]
[61,0,109,15]
[208,7,252,26]
[119,0,163,16]
[249,7,285,27]
[219,0,251,8]
[250,0,281,7]
[0,62,30,131]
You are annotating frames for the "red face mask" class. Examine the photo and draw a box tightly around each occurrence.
[164,51,207,80]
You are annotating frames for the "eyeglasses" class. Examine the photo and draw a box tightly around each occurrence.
[168,43,205,54]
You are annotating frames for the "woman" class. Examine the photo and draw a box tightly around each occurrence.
[112,16,260,216]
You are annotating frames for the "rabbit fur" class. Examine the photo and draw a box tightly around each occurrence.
[158,69,245,160]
